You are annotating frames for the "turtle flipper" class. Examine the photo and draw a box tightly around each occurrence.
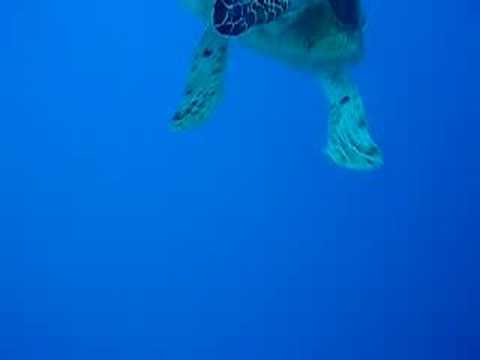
[172,28,229,131]
[212,0,289,37]
[320,70,383,170]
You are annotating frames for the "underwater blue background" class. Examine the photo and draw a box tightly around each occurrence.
[1,0,479,359]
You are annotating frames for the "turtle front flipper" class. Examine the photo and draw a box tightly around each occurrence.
[172,27,229,131]
[212,0,290,37]
[319,70,383,170]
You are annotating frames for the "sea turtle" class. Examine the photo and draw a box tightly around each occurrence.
[172,0,383,170]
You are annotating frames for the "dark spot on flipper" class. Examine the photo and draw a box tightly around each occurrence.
[173,112,183,122]
[203,48,213,57]
[340,96,350,105]
[364,146,379,157]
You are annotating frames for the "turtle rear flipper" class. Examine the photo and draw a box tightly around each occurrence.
[172,28,229,131]
[320,70,383,170]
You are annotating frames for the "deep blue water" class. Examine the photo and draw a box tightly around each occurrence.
[1,1,479,359]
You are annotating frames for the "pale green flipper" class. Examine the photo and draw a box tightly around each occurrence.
[172,27,229,131]
[320,70,383,170]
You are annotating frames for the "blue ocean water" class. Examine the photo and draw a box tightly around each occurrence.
[1,1,478,359]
